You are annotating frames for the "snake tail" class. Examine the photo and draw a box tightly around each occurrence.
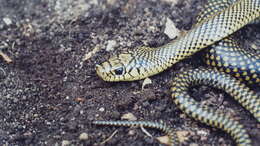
[93,120,178,146]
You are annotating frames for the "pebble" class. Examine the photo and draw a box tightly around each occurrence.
[107,0,116,5]
[99,107,105,112]
[3,17,12,25]
[121,113,137,121]
[89,0,98,5]
[106,40,117,51]
[189,143,199,146]
[79,132,89,140]
[128,130,135,135]
[197,129,208,136]
[161,0,179,5]
[61,140,70,146]
[142,77,152,90]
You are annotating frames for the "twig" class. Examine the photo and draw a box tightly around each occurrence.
[140,126,153,137]
[100,130,118,145]
[0,50,12,63]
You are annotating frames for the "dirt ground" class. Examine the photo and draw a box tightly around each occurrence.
[0,0,259,145]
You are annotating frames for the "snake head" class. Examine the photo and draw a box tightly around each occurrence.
[96,51,152,82]
[96,52,137,81]
[96,46,166,81]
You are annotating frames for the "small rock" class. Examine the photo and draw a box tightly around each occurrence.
[3,17,12,25]
[257,123,260,128]
[89,0,98,5]
[200,136,208,141]
[106,40,117,51]
[164,17,180,39]
[189,143,199,146]
[111,111,121,119]
[99,107,105,112]
[251,43,257,49]
[79,132,89,140]
[80,110,84,115]
[61,140,70,146]
[23,131,32,136]
[161,0,179,5]
[128,130,135,135]
[142,77,152,90]
[197,130,208,136]
[218,137,225,143]
[121,113,137,121]
[107,0,116,5]
[180,113,187,118]
[13,98,19,103]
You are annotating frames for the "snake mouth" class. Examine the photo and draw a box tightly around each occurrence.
[95,64,107,80]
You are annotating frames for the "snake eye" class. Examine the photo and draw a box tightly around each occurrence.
[114,67,124,75]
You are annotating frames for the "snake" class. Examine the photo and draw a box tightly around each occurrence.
[93,0,260,145]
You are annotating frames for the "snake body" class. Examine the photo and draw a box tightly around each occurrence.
[94,0,260,145]
[171,68,260,145]
[205,37,260,84]
[199,0,260,84]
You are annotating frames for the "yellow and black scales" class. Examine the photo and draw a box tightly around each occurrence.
[93,0,260,145]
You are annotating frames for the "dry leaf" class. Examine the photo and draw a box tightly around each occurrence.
[156,135,170,145]
[176,130,190,143]
[164,17,180,39]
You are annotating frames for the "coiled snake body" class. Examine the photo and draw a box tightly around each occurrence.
[93,0,260,145]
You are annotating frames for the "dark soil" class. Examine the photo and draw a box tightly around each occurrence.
[0,0,259,146]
